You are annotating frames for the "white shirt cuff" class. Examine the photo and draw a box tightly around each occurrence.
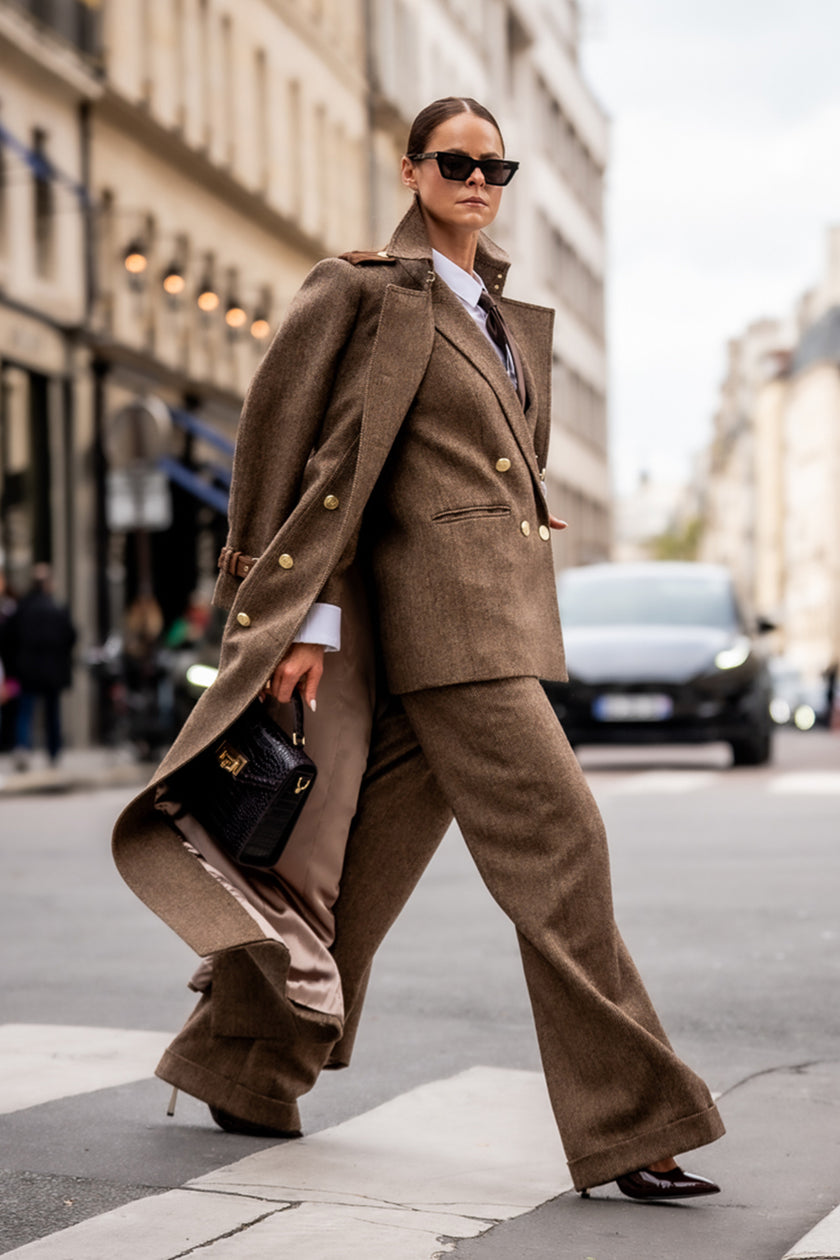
[294,602,341,651]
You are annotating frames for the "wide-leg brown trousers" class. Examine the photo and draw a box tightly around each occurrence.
[157,676,724,1190]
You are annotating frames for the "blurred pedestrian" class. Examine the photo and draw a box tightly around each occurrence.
[0,572,18,748]
[5,564,77,769]
[114,97,723,1201]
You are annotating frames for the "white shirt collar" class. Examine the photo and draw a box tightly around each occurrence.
[431,248,485,309]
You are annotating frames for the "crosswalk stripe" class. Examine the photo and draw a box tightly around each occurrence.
[595,770,723,795]
[2,1065,570,1259]
[587,769,840,796]
[768,772,840,795]
[783,1203,840,1259]
[0,1024,171,1114]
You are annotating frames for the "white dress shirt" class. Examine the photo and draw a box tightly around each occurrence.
[431,248,519,391]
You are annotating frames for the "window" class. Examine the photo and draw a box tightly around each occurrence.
[220,13,234,164]
[540,212,604,339]
[32,129,55,279]
[255,47,269,193]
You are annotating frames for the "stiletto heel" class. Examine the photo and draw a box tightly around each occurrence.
[166,1086,179,1117]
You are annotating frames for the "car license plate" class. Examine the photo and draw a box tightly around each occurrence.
[592,694,674,722]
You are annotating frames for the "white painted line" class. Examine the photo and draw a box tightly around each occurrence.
[2,1067,571,1259]
[0,1190,288,1260]
[0,1024,171,1114]
[190,1201,491,1259]
[783,1202,840,1258]
[769,772,840,796]
[599,771,722,795]
[193,1065,567,1218]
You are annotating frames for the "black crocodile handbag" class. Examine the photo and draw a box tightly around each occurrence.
[170,692,317,869]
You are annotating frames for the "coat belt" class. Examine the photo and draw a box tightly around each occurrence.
[218,546,258,578]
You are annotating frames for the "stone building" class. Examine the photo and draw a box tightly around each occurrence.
[0,0,609,746]
[699,225,840,684]
[698,317,791,610]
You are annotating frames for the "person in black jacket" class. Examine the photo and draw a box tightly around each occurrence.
[4,565,77,768]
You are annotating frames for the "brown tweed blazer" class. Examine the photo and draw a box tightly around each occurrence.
[112,199,565,959]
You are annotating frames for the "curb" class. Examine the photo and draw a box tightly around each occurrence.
[0,756,152,798]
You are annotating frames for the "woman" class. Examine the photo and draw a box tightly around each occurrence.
[114,97,724,1200]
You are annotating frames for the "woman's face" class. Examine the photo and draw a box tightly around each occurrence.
[401,113,505,236]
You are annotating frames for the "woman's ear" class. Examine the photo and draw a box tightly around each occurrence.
[401,155,418,191]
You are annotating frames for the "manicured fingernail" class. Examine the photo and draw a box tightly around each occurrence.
[309,698,317,713]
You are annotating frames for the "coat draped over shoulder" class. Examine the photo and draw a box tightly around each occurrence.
[112,198,564,969]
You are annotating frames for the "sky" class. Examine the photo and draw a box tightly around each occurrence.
[579,0,840,493]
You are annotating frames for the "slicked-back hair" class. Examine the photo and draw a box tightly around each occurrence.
[406,97,506,157]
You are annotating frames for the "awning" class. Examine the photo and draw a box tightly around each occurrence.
[157,406,235,515]
[170,406,235,456]
[158,456,229,515]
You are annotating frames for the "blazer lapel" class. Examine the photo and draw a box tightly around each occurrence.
[432,281,544,497]
[500,298,555,473]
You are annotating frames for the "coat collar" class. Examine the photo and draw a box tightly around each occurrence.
[386,198,512,295]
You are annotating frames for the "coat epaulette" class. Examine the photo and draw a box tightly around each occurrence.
[339,250,398,266]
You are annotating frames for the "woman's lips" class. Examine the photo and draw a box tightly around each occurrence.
[459,198,488,207]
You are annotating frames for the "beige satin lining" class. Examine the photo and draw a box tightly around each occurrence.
[156,569,375,1017]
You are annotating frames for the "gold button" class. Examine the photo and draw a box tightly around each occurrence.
[236,612,251,627]
[520,520,531,537]
[540,468,546,482]
[278,553,294,569]
[323,494,339,510]
[495,458,511,472]
[496,272,503,279]
[539,525,551,541]
[493,283,500,291]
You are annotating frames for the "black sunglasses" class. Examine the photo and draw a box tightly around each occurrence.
[408,151,520,187]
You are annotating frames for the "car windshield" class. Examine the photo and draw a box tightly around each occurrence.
[559,572,739,629]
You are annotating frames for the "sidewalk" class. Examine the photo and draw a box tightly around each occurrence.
[0,747,152,797]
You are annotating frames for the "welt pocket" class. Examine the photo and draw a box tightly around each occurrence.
[431,503,512,524]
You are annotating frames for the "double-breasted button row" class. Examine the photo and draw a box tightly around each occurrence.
[519,521,552,541]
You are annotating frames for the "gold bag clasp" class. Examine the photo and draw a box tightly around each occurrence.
[217,742,248,776]
[294,775,312,795]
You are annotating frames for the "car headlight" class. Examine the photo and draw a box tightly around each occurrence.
[185,663,219,689]
[714,636,751,671]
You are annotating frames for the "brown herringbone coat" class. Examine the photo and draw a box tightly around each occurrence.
[113,200,564,978]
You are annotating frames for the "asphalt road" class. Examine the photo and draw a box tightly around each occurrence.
[1,728,838,1258]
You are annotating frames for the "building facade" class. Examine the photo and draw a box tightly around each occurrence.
[699,226,840,685]
[0,0,609,746]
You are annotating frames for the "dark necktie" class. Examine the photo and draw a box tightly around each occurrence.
[478,291,527,408]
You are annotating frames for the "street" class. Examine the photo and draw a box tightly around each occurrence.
[1,727,839,1259]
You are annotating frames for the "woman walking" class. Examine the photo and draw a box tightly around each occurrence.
[114,97,724,1199]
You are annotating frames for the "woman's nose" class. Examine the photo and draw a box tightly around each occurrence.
[467,165,486,187]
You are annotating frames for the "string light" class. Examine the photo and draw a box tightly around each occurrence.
[124,240,148,275]
[162,262,185,295]
[225,300,247,329]
[197,277,219,312]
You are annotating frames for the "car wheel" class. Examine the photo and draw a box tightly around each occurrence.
[730,728,773,766]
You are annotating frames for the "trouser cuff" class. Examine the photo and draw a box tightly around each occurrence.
[567,1101,726,1191]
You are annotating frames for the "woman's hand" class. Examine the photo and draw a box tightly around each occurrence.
[549,514,568,530]
[264,643,325,711]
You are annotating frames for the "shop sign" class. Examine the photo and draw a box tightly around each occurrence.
[106,466,173,532]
